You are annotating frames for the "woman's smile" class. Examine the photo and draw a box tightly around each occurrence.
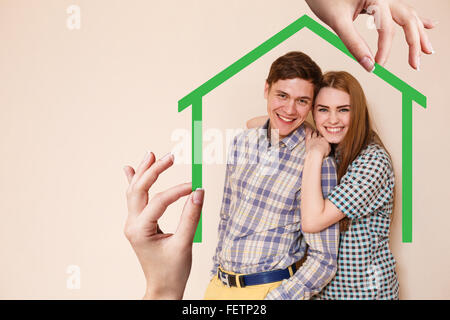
[313,87,351,145]
[324,126,345,134]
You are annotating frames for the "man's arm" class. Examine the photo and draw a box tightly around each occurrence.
[265,157,339,300]
[210,136,237,278]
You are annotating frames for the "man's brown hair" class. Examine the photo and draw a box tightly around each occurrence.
[266,51,323,96]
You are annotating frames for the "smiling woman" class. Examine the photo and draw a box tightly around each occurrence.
[313,87,351,145]
[314,71,387,184]
[301,71,399,299]
[247,70,400,299]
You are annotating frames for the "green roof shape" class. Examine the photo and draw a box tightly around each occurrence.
[178,14,426,243]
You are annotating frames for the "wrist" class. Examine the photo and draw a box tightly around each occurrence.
[306,148,326,160]
[143,285,183,300]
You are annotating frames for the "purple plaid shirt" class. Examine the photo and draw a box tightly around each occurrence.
[211,121,339,300]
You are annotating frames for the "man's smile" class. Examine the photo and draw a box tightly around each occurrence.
[276,113,297,123]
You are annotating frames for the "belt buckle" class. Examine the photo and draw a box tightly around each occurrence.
[219,270,231,287]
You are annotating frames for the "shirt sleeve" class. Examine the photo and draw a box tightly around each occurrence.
[327,150,394,220]
[265,156,339,300]
[210,136,237,278]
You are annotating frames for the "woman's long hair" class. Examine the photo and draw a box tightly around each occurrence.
[318,71,391,232]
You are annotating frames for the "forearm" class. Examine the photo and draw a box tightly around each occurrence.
[143,286,183,300]
[246,115,268,129]
[301,151,328,231]
[265,225,339,300]
[265,254,336,300]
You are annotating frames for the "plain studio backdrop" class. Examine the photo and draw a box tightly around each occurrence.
[0,0,449,299]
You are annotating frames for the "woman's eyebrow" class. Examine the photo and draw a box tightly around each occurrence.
[316,104,350,108]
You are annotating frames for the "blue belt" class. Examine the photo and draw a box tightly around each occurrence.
[217,264,297,288]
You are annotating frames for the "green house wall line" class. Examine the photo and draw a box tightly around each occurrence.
[178,14,426,243]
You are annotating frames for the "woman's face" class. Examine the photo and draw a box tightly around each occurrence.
[313,87,351,145]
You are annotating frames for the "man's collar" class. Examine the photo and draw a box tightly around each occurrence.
[260,119,306,150]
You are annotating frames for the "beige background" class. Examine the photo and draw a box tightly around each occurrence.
[0,0,449,299]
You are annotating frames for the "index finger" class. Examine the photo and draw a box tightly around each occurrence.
[142,182,193,223]
[333,19,375,72]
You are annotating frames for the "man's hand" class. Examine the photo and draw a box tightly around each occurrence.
[305,0,436,71]
[123,151,204,299]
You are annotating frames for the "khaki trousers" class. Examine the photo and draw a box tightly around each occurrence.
[204,268,283,300]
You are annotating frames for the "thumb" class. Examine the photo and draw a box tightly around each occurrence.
[334,21,375,72]
[174,188,204,244]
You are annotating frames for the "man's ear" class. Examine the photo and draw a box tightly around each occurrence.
[264,81,269,99]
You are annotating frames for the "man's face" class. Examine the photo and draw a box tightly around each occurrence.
[265,78,314,139]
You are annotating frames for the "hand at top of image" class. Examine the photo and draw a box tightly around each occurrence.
[305,0,437,71]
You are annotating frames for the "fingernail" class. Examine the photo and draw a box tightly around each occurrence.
[416,56,420,71]
[161,152,174,162]
[360,56,375,73]
[428,42,435,54]
[193,188,204,205]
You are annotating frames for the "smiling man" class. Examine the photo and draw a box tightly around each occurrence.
[265,77,313,139]
[205,52,340,300]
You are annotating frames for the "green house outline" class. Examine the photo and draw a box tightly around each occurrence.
[178,14,426,243]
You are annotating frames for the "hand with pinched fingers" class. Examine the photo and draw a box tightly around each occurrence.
[305,0,436,72]
[123,151,204,300]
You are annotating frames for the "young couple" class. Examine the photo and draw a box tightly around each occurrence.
[204,51,398,300]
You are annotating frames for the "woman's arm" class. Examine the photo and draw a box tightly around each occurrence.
[246,115,268,129]
[301,134,345,233]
